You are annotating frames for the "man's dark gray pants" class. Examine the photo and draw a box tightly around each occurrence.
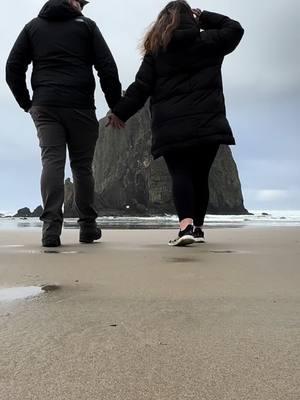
[30,107,99,238]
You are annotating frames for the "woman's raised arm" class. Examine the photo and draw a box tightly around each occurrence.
[198,11,244,55]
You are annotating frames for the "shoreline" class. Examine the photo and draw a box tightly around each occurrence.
[1,211,300,230]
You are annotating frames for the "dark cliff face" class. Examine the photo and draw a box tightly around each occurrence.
[90,104,248,216]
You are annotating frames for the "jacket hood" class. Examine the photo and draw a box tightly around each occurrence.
[39,0,82,21]
[170,13,199,47]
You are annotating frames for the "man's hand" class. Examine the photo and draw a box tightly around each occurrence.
[105,113,126,129]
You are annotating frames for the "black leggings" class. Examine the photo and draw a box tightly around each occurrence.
[164,144,220,226]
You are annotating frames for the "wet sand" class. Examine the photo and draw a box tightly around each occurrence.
[0,227,299,400]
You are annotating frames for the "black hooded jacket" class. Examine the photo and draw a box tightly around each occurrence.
[113,11,244,159]
[6,0,121,111]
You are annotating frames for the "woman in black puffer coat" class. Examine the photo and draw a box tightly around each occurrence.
[109,1,244,246]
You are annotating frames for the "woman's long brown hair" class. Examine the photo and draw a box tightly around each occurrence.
[142,0,193,55]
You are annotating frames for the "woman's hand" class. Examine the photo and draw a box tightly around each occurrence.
[192,8,202,24]
[106,113,126,129]
[192,8,202,17]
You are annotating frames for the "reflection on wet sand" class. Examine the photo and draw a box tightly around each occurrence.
[0,245,24,248]
[0,286,42,302]
[0,285,61,302]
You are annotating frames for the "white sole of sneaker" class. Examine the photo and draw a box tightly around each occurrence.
[194,237,205,243]
[168,235,196,247]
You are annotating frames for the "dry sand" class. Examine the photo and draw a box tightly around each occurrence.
[0,227,299,400]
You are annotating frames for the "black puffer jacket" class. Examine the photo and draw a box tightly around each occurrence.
[6,0,121,111]
[113,11,244,159]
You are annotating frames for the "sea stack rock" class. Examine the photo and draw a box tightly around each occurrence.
[31,205,43,218]
[14,207,32,218]
[92,104,248,215]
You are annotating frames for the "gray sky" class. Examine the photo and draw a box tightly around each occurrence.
[0,0,299,213]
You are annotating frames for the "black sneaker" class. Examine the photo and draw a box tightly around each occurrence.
[42,236,61,248]
[194,227,205,243]
[168,225,195,247]
[80,224,102,244]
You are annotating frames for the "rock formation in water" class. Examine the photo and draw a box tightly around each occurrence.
[89,104,248,216]
[14,207,32,218]
[31,206,43,217]
[14,206,43,218]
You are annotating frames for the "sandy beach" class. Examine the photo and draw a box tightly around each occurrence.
[0,227,299,400]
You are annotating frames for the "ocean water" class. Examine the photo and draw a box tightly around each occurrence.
[1,210,300,229]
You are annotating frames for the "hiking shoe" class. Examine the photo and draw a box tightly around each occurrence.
[168,225,195,247]
[80,224,102,244]
[194,227,205,243]
[42,236,61,248]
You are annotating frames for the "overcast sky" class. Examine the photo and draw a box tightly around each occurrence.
[0,0,299,213]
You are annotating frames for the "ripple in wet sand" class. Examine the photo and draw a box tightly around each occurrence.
[41,285,60,293]
[209,250,251,254]
[165,257,197,263]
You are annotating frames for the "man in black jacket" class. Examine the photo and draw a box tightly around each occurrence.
[6,0,122,247]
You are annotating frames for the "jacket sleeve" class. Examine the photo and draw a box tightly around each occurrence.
[92,24,122,110]
[112,54,156,122]
[198,11,244,55]
[6,26,32,112]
